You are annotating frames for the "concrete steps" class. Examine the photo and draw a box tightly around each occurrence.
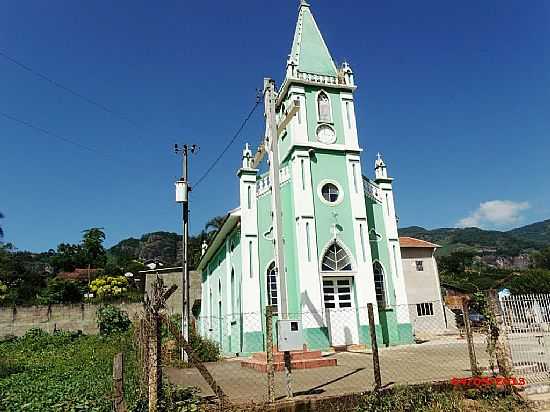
[241,350,337,372]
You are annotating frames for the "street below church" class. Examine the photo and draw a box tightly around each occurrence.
[165,334,490,403]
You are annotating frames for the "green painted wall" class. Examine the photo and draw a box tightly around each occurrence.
[310,151,356,262]
[304,86,346,146]
[365,196,396,306]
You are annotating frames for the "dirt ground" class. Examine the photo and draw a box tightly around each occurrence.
[166,335,490,403]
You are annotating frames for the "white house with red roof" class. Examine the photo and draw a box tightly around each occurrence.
[399,237,455,335]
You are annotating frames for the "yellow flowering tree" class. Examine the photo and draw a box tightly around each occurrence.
[0,280,8,303]
[89,276,128,299]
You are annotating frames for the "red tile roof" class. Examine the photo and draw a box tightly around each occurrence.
[399,237,440,249]
[57,268,101,282]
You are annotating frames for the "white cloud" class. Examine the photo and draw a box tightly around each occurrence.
[457,200,530,228]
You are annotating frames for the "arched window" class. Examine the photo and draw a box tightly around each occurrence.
[317,91,331,123]
[322,242,352,271]
[373,262,386,307]
[230,269,235,316]
[266,262,278,311]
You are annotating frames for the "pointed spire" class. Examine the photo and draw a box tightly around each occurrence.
[288,1,337,77]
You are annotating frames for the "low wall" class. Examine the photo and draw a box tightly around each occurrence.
[0,302,143,337]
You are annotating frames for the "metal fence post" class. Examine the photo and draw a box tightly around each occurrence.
[462,297,479,376]
[367,303,382,389]
[265,306,275,403]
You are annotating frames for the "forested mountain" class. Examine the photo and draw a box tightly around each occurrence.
[399,220,550,256]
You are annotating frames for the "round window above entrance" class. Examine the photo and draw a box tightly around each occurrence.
[321,183,339,203]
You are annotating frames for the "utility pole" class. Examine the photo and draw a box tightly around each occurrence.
[263,78,300,398]
[175,143,198,362]
[264,78,289,320]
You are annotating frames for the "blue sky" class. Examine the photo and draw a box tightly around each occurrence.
[1,0,548,251]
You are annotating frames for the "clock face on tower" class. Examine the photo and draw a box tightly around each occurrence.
[316,124,336,144]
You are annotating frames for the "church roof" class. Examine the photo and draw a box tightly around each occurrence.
[289,1,337,76]
[197,208,241,272]
[399,237,440,249]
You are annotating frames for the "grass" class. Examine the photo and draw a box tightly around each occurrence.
[0,329,140,412]
[356,384,531,412]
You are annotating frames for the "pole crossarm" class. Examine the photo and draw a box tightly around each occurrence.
[250,99,300,169]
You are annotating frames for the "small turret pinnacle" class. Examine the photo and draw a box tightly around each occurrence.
[375,153,388,179]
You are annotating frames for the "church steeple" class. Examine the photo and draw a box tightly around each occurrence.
[288,1,337,77]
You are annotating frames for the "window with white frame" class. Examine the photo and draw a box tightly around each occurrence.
[416,302,434,316]
[230,269,236,318]
[321,183,339,203]
[416,260,424,271]
[373,262,386,308]
[322,242,352,271]
[317,91,332,123]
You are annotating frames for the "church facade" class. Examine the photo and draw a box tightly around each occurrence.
[197,2,417,355]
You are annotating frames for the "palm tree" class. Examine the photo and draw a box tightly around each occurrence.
[204,215,226,233]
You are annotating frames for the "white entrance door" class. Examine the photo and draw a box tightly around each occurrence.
[323,277,359,346]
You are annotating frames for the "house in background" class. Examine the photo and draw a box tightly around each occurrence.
[400,237,456,336]
[141,267,201,316]
[195,2,426,356]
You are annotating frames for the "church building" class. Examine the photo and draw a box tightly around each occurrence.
[197,2,433,355]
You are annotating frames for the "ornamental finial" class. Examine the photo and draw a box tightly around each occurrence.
[300,0,310,8]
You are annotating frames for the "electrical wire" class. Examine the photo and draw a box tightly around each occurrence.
[0,110,107,155]
[193,93,263,189]
[0,49,145,131]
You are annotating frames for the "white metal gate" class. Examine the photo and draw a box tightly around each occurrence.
[501,294,550,383]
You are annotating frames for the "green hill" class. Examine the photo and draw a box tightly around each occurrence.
[399,220,550,256]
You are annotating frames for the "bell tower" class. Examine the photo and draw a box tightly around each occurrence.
[275,1,378,330]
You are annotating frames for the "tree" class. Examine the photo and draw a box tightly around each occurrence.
[531,247,550,270]
[204,216,225,234]
[0,212,4,239]
[0,243,47,304]
[509,269,550,295]
[82,227,107,268]
[437,250,476,274]
[50,243,85,272]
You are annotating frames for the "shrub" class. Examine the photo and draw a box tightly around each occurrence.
[189,328,220,363]
[36,279,84,304]
[162,315,220,363]
[90,275,129,299]
[96,305,131,336]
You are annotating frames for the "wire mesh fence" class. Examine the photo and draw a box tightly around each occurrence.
[170,300,498,405]
[134,279,540,410]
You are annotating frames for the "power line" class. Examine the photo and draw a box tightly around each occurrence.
[0,110,107,155]
[193,93,263,189]
[0,49,145,131]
